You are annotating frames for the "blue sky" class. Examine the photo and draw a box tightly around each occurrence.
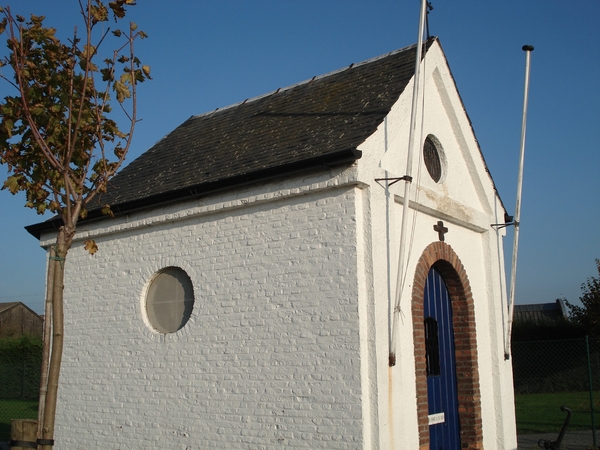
[0,1,599,314]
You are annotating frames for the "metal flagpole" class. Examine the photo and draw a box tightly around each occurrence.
[389,0,428,366]
[505,45,534,359]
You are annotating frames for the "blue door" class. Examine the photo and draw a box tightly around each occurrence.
[424,267,461,450]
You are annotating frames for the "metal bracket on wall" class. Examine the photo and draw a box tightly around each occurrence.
[491,222,516,230]
[374,175,413,187]
[491,213,515,230]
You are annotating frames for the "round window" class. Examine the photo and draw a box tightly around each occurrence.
[146,267,195,334]
[423,135,446,183]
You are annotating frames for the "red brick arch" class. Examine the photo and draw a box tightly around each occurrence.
[412,241,483,449]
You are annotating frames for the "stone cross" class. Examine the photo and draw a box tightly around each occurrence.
[433,221,448,242]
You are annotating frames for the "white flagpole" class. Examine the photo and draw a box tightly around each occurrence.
[389,0,428,366]
[505,45,534,359]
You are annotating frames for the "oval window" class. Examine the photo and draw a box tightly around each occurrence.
[423,135,446,183]
[146,267,195,334]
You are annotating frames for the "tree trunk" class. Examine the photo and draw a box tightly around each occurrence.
[39,227,74,450]
[37,248,56,443]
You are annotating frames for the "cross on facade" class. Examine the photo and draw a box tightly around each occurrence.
[433,220,448,242]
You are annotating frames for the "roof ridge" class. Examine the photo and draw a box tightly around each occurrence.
[190,41,422,121]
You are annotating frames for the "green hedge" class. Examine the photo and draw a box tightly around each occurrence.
[512,337,600,394]
[512,319,586,341]
[0,336,42,399]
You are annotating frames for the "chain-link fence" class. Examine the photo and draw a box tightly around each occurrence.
[0,338,41,442]
[512,337,600,446]
[513,337,600,394]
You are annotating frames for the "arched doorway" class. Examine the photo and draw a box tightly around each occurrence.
[412,242,483,449]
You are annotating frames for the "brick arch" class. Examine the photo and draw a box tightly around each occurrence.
[412,241,483,449]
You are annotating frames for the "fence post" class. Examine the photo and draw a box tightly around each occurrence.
[21,360,25,399]
[9,419,38,449]
[586,335,597,448]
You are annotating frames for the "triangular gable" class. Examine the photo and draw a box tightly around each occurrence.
[366,39,506,227]
[0,302,43,320]
[0,302,20,314]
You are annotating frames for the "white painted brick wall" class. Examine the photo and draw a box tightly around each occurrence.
[54,185,364,449]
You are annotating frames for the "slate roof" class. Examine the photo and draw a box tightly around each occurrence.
[0,302,19,314]
[514,299,569,324]
[27,39,436,238]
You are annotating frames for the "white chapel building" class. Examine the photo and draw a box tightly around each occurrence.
[28,37,518,449]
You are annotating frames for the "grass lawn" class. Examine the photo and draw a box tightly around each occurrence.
[0,398,38,442]
[516,391,600,434]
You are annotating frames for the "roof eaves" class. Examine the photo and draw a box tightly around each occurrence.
[25,147,362,240]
